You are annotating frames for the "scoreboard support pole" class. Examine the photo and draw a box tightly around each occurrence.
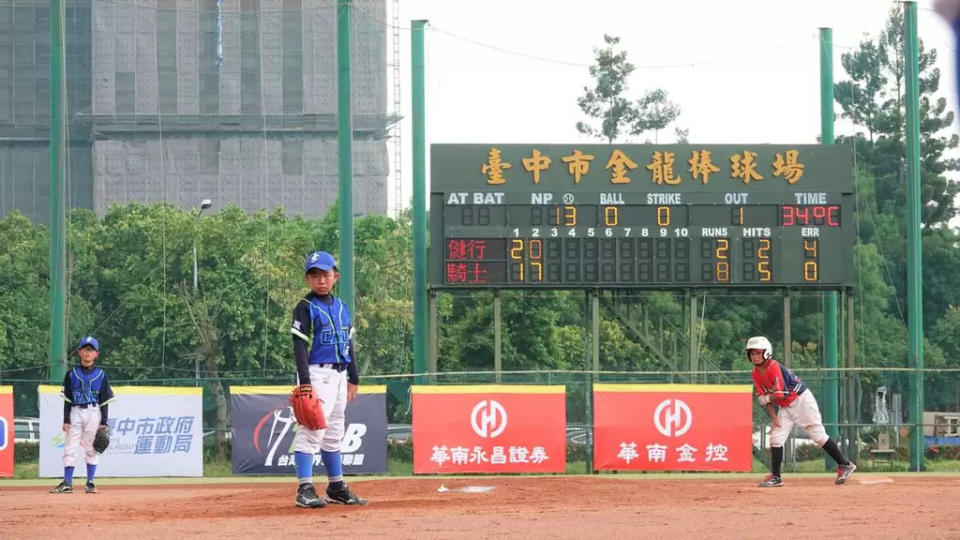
[783,290,792,368]
[689,290,699,380]
[591,291,600,376]
[844,288,858,461]
[494,290,502,383]
[428,290,438,382]
[586,290,600,473]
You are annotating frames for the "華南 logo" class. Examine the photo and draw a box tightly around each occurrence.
[470,400,507,438]
[653,399,692,437]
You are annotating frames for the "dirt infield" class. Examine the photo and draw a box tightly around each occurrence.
[3,475,959,539]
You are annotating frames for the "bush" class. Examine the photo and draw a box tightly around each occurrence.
[203,436,231,462]
[14,442,39,462]
[794,444,822,462]
[925,445,960,460]
[567,442,587,463]
[388,440,413,462]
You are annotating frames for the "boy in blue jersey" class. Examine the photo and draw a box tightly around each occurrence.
[51,336,115,494]
[290,251,366,508]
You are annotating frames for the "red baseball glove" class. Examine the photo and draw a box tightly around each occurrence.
[289,384,326,430]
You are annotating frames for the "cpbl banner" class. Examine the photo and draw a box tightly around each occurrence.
[593,384,753,471]
[412,385,566,474]
[38,385,203,477]
[230,386,387,475]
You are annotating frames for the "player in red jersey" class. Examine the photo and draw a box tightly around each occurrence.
[747,336,856,487]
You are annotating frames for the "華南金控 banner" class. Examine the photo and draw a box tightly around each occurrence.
[593,384,753,471]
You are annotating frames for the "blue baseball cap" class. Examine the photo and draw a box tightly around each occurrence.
[77,335,100,352]
[305,251,337,273]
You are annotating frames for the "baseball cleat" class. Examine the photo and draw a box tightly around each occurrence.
[326,484,368,505]
[296,483,326,508]
[758,475,783,487]
[50,482,73,493]
[85,482,97,494]
[835,462,857,485]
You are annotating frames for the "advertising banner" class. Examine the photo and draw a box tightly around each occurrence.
[230,386,387,475]
[593,384,753,471]
[0,386,12,477]
[39,385,204,477]
[412,385,566,474]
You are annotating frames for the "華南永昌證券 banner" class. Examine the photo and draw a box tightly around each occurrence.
[412,385,566,474]
[593,384,754,471]
[229,386,387,475]
[38,385,204,477]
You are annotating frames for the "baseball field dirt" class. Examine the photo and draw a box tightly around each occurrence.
[3,475,959,538]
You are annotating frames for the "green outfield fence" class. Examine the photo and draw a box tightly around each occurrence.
[5,367,959,473]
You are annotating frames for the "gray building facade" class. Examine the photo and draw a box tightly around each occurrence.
[0,0,388,224]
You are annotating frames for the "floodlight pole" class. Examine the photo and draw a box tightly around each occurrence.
[193,199,211,386]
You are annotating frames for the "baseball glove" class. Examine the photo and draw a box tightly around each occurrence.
[289,384,326,431]
[92,425,110,453]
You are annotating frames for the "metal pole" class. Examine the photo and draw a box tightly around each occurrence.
[337,0,355,312]
[904,2,925,471]
[688,289,697,379]
[412,20,428,384]
[819,27,840,469]
[494,290,502,383]
[428,290,437,383]
[783,289,792,369]
[193,223,198,387]
[48,0,67,384]
[192,245,198,294]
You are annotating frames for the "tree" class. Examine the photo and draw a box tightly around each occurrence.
[834,6,960,335]
[835,5,960,229]
[0,211,49,404]
[576,35,681,143]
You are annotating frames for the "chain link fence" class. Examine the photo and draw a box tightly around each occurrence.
[6,367,959,472]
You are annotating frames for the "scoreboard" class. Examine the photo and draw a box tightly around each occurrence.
[429,144,854,289]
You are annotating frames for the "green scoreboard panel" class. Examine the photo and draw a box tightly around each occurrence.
[430,144,854,289]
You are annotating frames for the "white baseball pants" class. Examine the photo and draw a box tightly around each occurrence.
[293,364,347,454]
[63,406,101,467]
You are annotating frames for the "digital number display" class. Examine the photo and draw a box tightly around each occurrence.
[430,144,855,288]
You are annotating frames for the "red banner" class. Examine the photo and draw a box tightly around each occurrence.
[0,387,13,477]
[412,385,566,474]
[593,384,753,471]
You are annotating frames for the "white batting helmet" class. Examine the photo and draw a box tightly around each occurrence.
[745,336,774,360]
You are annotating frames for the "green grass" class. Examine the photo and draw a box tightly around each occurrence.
[388,456,413,476]
[923,459,960,472]
[9,456,960,485]
[10,461,39,480]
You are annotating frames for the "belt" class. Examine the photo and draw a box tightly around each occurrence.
[316,363,348,372]
[74,403,99,409]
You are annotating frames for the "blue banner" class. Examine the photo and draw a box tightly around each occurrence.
[230,386,387,475]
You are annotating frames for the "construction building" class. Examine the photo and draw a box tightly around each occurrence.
[0,0,389,224]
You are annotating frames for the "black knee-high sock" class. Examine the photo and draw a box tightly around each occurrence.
[821,438,848,465]
[771,446,783,477]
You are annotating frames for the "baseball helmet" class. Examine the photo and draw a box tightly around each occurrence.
[745,336,773,361]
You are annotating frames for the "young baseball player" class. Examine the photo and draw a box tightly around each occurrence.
[50,336,115,494]
[747,336,856,487]
[289,251,367,508]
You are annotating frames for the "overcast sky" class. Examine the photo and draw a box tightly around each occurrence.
[382,0,959,216]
